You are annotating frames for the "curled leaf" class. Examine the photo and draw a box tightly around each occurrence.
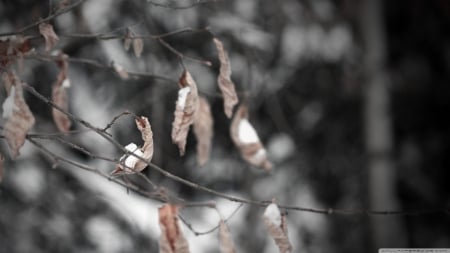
[193,96,213,166]
[213,38,238,118]
[1,72,35,159]
[133,38,144,58]
[230,105,272,170]
[111,116,153,176]
[263,203,292,253]
[39,22,59,51]
[219,220,236,253]
[52,53,71,133]
[159,204,190,253]
[171,70,199,156]
[0,36,32,68]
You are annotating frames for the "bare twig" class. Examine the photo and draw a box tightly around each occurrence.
[146,0,221,9]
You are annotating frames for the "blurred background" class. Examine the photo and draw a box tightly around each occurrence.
[1,0,450,252]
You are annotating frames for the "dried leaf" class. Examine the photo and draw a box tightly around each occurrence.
[219,220,236,253]
[263,203,292,253]
[1,72,35,159]
[39,22,59,51]
[171,70,199,156]
[52,53,71,133]
[0,153,4,183]
[213,38,238,118]
[0,36,32,68]
[133,38,144,58]
[124,29,132,51]
[159,204,190,253]
[113,63,129,79]
[230,105,272,170]
[193,96,213,166]
[111,116,153,176]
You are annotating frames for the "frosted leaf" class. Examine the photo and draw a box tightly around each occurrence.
[263,203,292,253]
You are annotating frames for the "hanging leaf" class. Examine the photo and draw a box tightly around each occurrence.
[230,105,272,170]
[1,72,35,159]
[113,62,129,79]
[193,96,213,166]
[124,29,133,51]
[111,116,153,176]
[171,70,199,156]
[219,220,236,253]
[133,38,144,58]
[39,22,59,51]
[159,204,190,253]
[0,36,32,68]
[0,152,4,183]
[213,38,238,118]
[263,203,292,253]
[52,53,71,133]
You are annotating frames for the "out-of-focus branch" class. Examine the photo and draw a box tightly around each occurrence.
[0,0,87,37]
[146,0,222,9]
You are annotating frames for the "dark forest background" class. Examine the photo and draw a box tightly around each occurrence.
[1,0,450,252]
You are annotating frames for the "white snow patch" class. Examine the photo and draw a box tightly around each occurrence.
[85,216,132,253]
[177,86,191,110]
[62,78,71,88]
[267,134,296,162]
[238,119,260,144]
[252,148,267,160]
[2,85,16,118]
[264,203,282,227]
[119,143,143,171]
[11,163,44,201]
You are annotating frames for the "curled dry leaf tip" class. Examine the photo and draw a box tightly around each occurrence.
[39,22,59,52]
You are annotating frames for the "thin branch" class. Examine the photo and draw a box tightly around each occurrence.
[19,84,450,216]
[0,0,87,37]
[158,38,212,66]
[146,0,221,9]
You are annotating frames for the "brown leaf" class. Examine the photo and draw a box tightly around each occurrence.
[0,36,32,68]
[213,38,238,118]
[171,70,199,156]
[159,204,190,253]
[52,53,71,133]
[263,203,292,253]
[1,72,35,159]
[230,105,272,170]
[124,29,132,51]
[111,116,153,176]
[0,153,4,183]
[133,38,144,58]
[219,220,236,253]
[193,96,213,166]
[39,22,59,51]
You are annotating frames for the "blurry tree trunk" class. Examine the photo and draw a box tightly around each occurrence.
[361,0,406,250]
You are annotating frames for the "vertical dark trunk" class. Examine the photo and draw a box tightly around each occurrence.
[361,0,406,250]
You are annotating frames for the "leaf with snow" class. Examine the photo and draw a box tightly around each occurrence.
[230,105,272,170]
[111,116,153,176]
[159,204,190,253]
[133,38,144,58]
[0,152,4,183]
[171,70,199,156]
[39,22,59,51]
[124,29,133,51]
[263,203,292,253]
[113,63,129,79]
[52,53,71,133]
[219,220,236,253]
[193,96,213,166]
[213,38,238,118]
[1,72,35,159]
